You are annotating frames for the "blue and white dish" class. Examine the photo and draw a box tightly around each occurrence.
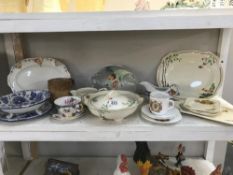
[0,101,52,122]
[0,90,50,114]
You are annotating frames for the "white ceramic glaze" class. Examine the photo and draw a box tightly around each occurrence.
[70,87,98,97]
[141,105,182,124]
[183,98,220,115]
[157,50,222,98]
[84,90,143,121]
[149,91,175,115]
[8,57,71,92]
[54,96,82,107]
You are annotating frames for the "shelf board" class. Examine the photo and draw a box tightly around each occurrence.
[6,157,215,175]
[0,9,233,33]
[0,98,233,142]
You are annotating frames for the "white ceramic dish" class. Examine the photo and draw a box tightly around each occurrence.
[141,105,182,124]
[157,50,222,98]
[180,104,218,117]
[8,57,71,92]
[183,98,220,115]
[142,105,176,120]
[83,90,143,121]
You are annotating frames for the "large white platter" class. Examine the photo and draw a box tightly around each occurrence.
[157,50,222,98]
[8,57,71,92]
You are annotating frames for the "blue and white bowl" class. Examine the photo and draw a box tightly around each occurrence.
[0,90,50,114]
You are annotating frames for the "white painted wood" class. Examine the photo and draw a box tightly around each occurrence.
[21,143,34,160]
[217,28,233,95]
[204,141,215,162]
[0,98,231,142]
[207,28,233,166]
[0,142,6,175]
[0,9,233,33]
[3,34,16,67]
[15,157,214,175]
[4,34,33,163]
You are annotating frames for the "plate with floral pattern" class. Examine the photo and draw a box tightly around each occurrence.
[8,57,71,92]
[157,50,222,98]
[0,101,52,122]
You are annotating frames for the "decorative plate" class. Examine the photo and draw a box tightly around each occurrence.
[0,101,52,122]
[91,65,138,92]
[8,57,71,92]
[141,105,182,124]
[157,50,222,98]
[0,90,50,114]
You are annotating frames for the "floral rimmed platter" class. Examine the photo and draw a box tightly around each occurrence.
[0,101,52,122]
[83,90,143,121]
[141,105,182,124]
[157,50,222,99]
[8,57,71,92]
[0,90,50,114]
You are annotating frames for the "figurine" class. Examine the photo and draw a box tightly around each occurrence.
[175,144,185,167]
[113,154,131,175]
[133,142,152,175]
[210,164,222,175]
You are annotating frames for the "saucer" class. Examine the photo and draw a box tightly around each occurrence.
[141,105,182,124]
[143,105,176,120]
[51,111,85,122]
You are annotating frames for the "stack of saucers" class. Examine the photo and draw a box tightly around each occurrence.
[180,98,221,117]
[141,105,182,124]
[0,90,52,122]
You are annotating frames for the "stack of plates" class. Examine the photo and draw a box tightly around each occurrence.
[0,90,52,122]
[180,98,220,117]
[141,105,182,124]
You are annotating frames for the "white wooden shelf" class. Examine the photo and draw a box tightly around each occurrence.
[6,157,215,175]
[0,98,232,142]
[0,9,233,33]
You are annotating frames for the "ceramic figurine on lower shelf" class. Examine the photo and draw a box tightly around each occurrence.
[175,144,185,167]
[133,142,152,175]
[210,164,222,175]
[114,154,131,175]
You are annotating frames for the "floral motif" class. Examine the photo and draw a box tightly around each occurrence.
[161,53,182,87]
[162,0,210,9]
[34,57,44,66]
[200,83,216,98]
[199,55,217,69]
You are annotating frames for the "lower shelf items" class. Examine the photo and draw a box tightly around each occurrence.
[6,157,216,175]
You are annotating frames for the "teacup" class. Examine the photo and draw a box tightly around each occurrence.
[149,91,174,115]
[54,96,84,118]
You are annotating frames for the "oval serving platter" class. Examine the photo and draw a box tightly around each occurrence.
[157,50,222,98]
[8,57,71,92]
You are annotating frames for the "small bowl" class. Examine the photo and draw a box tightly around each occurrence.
[0,90,50,114]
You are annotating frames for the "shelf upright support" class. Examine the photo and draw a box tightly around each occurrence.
[3,34,37,162]
[204,28,233,165]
